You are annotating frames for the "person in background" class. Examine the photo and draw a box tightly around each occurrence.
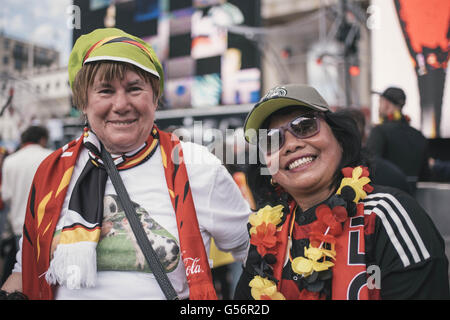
[428,158,450,182]
[234,84,449,300]
[0,146,8,235]
[367,87,431,194]
[0,126,53,285]
[0,28,250,300]
[342,108,412,195]
[0,146,9,282]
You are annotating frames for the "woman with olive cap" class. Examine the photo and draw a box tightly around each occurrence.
[0,28,250,300]
[234,84,449,300]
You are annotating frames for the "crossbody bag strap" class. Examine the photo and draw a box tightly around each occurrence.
[101,145,179,300]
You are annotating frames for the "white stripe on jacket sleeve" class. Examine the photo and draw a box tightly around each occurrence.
[363,193,430,267]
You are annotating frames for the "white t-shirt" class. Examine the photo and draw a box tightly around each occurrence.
[1,144,53,236]
[13,141,250,299]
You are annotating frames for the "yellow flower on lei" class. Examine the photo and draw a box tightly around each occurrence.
[249,204,284,235]
[249,276,286,300]
[336,166,371,203]
[291,245,336,277]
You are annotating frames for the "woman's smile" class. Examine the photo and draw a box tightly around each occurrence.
[106,118,138,127]
[285,154,317,171]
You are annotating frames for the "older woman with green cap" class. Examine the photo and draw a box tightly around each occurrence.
[1,28,250,300]
[234,84,449,300]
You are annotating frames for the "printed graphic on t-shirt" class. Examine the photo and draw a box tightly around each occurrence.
[96,194,180,273]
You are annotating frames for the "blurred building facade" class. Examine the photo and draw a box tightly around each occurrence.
[0,33,71,150]
[1,0,448,147]
[0,33,59,75]
[261,0,371,109]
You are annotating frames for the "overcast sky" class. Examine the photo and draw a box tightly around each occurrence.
[0,0,72,65]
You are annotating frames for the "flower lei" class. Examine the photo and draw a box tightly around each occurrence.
[380,110,411,123]
[248,166,373,300]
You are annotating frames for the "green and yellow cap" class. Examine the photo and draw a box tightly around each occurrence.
[68,28,164,93]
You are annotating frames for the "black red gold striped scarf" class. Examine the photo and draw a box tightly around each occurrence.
[44,128,159,288]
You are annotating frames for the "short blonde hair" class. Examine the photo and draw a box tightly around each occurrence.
[72,61,160,111]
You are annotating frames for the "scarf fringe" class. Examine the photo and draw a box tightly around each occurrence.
[188,282,218,300]
[45,242,97,289]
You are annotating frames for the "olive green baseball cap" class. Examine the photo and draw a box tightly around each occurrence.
[68,28,164,94]
[244,84,330,143]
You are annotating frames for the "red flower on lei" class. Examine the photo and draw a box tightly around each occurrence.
[250,222,279,257]
[309,204,347,247]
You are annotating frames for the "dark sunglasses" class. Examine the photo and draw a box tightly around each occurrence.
[258,113,322,154]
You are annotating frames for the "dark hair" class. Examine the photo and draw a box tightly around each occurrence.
[0,290,28,300]
[247,107,369,209]
[20,126,49,144]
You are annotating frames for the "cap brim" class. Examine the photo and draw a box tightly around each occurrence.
[85,56,160,79]
[84,42,160,79]
[244,97,329,143]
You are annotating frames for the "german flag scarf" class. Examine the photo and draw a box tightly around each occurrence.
[21,127,217,300]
